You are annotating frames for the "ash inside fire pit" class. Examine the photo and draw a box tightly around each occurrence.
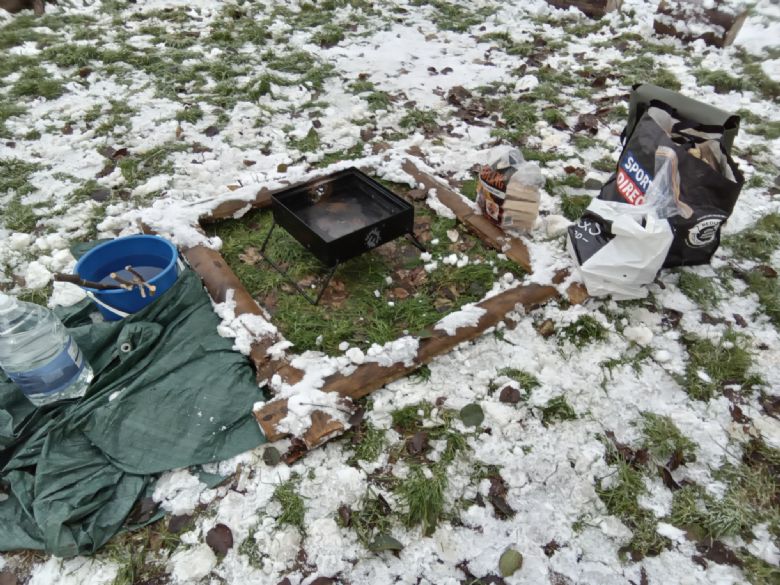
[296,190,392,242]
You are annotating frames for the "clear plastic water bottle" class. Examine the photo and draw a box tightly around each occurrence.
[0,293,93,406]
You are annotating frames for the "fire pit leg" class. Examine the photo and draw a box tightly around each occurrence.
[312,266,337,305]
[259,220,339,306]
[405,231,427,253]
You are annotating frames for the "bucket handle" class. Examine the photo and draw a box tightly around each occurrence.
[85,257,186,320]
[84,291,131,319]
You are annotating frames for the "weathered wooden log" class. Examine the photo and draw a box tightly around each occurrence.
[254,283,558,441]
[402,160,532,273]
[544,0,622,19]
[654,1,749,48]
[182,244,304,385]
[0,0,45,15]
[199,188,274,224]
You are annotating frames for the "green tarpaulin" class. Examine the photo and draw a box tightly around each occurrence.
[0,268,266,558]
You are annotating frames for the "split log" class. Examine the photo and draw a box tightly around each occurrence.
[254,283,558,441]
[654,1,749,48]
[544,0,622,19]
[402,160,532,272]
[182,244,304,385]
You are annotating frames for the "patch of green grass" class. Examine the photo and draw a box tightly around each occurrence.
[399,108,439,134]
[683,329,759,401]
[92,100,135,136]
[238,530,264,569]
[349,422,386,463]
[10,66,65,100]
[313,24,345,47]
[395,464,446,536]
[737,50,780,102]
[17,285,51,306]
[677,270,721,309]
[746,272,779,327]
[696,69,743,94]
[0,158,40,197]
[365,91,391,111]
[542,108,566,126]
[670,443,779,543]
[0,101,27,136]
[314,142,365,168]
[116,142,188,193]
[571,134,610,152]
[496,368,540,391]
[740,550,780,585]
[560,193,591,221]
[350,79,375,94]
[559,315,608,349]
[540,396,576,426]
[619,55,681,91]
[4,198,38,232]
[747,120,780,140]
[429,0,489,32]
[346,489,394,548]
[41,43,101,68]
[600,345,654,385]
[459,179,477,201]
[103,519,179,585]
[273,476,305,531]
[392,402,433,433]
[212,203,523,354]
[725,213,780,263]
[640,413,696,464]
[175,105,204,124]
[598,446,670,560]
[265,49,317,75]
[592,157,615,173]
[492,98,538,144]
[289,128,320,153]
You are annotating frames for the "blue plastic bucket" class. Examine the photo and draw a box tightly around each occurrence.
[74,235,180,321]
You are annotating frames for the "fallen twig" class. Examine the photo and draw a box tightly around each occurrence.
[53,273,125,291]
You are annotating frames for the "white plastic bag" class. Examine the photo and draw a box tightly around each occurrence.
[568,199,674,300]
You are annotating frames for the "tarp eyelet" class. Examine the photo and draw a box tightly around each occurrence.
[120,342,133,353]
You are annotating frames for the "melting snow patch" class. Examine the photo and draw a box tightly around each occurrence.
[168,544,217,584]
[434,304,486,336]
[153,468,207,515]
[213,289,278,355]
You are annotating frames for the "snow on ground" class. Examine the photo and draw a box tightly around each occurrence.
[0,0,778,584]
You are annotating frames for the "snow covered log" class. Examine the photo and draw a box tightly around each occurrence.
[254,283,558,443]
[653,0,749,48]
[402,160,532,272]
[182,244,304,385]
[544,0,622,19]
[199,187,273,223]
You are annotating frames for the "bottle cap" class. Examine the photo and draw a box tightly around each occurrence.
[0,293,18,315]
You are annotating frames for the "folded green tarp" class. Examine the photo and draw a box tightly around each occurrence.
[0,269,266,557]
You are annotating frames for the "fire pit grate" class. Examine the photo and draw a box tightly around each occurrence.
[260,168,425,304]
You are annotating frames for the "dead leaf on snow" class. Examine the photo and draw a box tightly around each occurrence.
[206,524,234,556]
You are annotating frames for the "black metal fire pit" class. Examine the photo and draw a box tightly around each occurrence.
[261,168,425,304]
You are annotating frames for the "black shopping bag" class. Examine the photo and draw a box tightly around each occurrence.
[599,100,744,267]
